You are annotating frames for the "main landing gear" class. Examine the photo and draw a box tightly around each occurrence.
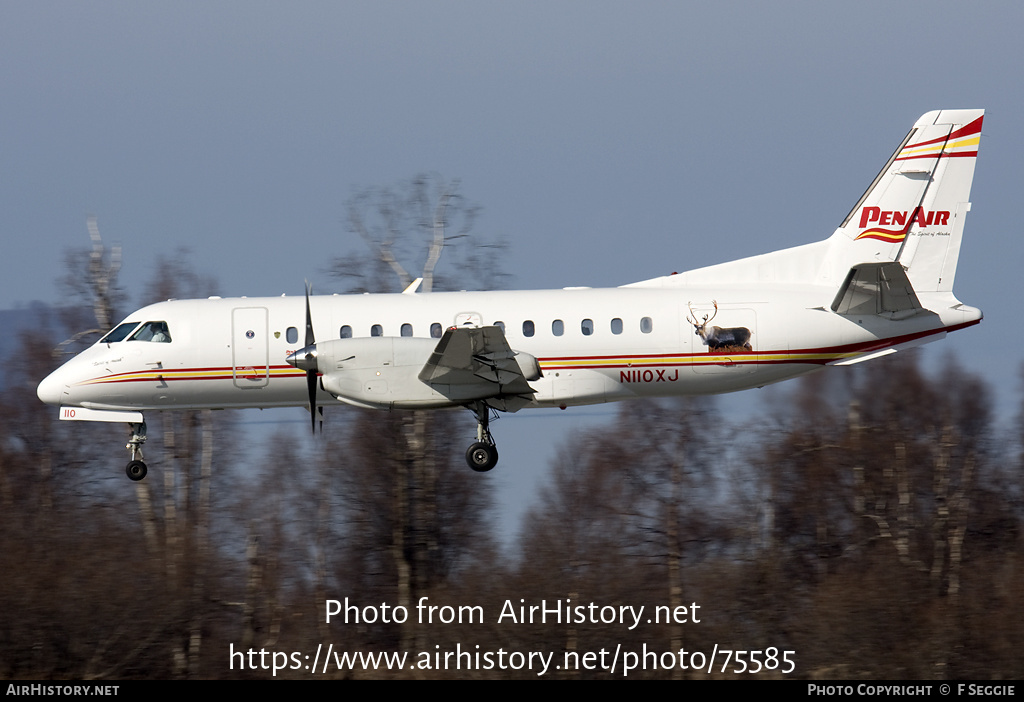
[125,421,148,481]
[465,401,499,472]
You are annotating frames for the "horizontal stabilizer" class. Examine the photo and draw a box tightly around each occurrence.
[827,330,946,367]
[829,348,898,367]
[831,262,924,319]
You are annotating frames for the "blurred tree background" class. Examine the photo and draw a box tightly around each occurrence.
[1,197,1021,680]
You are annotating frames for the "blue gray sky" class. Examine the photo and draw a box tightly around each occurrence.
[4,2,1022,534]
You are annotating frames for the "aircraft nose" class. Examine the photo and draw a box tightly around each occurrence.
[37,368,69,406]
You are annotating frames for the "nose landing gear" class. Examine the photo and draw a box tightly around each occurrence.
[125,422,148,481]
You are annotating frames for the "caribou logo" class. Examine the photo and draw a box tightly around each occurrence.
[687,301,752,353]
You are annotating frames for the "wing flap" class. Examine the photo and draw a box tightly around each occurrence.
[419,326,536,402]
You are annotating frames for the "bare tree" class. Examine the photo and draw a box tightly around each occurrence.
[750,353,1006,677]
[324,173,500,656]
[136,249,223,678]
[512,398,725,679]
[330,173,508,294]
[55,216,126,355]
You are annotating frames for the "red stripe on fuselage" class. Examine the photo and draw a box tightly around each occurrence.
[540,319,979,369]
[74,320,979,383]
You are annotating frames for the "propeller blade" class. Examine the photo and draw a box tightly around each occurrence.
[303,281,317,434]
[304,280,315,347]
[307,370,318,434]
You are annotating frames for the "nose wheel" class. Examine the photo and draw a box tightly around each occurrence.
[126,460,148,481]
[124,421,148,481]
[465,402,499,472]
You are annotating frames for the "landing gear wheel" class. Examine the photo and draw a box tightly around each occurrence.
[466,442,498,472]
[125,460,148,481]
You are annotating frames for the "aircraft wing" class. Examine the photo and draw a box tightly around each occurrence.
[418,326,537,411]
[831,262,925,319]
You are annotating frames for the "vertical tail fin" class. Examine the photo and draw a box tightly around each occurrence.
[831,109,983,293]
[631,110,983,294]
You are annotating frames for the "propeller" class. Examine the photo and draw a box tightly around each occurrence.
[285,282,322,434]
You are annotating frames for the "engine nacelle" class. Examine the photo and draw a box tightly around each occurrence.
[312,336,541,410]
[312,337,447,409]
[513,351,542,381]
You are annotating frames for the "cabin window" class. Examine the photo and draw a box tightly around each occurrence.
[430,322,443,338]
[101,321,141,343]
[340,325,352,338]
[286,327,298,344]
[552,319,564,336]
[130,321,172,343]
[371,324,383,337]
[581,319,594,336]
[401,323,413,337]
[640,317,653,334]
[523,320,535,337]
[611,318,623,334]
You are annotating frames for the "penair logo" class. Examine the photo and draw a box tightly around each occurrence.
[855,206,949,244]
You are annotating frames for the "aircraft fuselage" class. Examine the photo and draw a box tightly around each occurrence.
[37,283,980,414]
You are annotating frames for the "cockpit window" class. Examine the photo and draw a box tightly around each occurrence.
[100,322,141,344]
[129,321,172,343]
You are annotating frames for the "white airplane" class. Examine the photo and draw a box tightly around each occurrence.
[38,109,985,481]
